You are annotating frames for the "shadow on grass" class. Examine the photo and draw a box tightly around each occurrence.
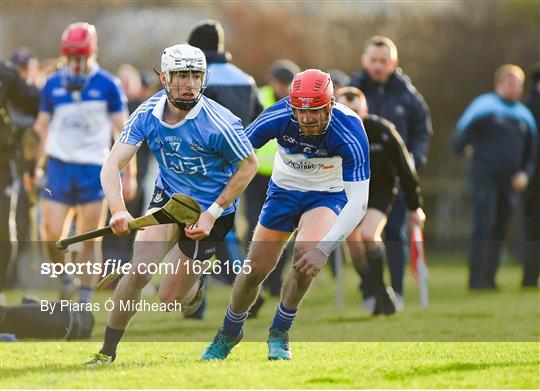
[323,315,373,323]
[383,360,540,380]
[307,376,354,384]
[0,358,169,381]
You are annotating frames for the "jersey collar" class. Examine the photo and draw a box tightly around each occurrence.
[152,93,204,125]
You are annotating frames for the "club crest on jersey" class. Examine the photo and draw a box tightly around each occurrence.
[190,141,205,152]
[153,191,163,203]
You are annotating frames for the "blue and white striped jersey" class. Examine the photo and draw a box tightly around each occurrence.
[246,98,370,192]
[119,90,253,214]
[39,65,127,165]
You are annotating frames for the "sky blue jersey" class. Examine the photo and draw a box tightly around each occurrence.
[119,90,253,214]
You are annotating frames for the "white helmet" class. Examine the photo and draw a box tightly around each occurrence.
[160,44,207,110]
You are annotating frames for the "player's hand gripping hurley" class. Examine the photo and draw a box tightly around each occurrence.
[55,193,201,252]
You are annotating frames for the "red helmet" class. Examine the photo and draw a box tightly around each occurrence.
[60,22,97,57]
[289,69,334,110]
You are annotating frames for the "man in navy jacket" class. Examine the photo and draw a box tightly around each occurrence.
[351,36,432,309]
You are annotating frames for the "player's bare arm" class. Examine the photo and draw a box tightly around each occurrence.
[185,151,258,240]
[25,112,51,191]
[110,111,137,201]
[100,140,139,236]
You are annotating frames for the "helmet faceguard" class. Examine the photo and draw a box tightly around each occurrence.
[288,69,334,136]
[60,22,97,91]
[160,44,207,111]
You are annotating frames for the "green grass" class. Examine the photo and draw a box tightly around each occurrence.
[1,257,539,389]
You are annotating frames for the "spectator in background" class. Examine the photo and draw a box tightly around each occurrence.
[351,36,432,308]
[188,19,264,318]
[336,87,425,315]
[454,64,537,290]
[259,59,300,109]
[328,69,350,91]
[188,20,263,126]
[246,59,300,309]
[117,64,143,112]
[29,22,133,303]
[10,47,39,86]
[0,60,39,302]
[139,71,159,101]
[7,49,41,275]
[521,64,540,288]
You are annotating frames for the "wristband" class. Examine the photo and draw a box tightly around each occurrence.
[207,202,224,219]
[316,240,338,258]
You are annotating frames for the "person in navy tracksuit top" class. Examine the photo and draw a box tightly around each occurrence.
[350,36,432,307]
[454,64,537,290]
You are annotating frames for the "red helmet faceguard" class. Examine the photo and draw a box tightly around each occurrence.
[60,22,97,57]
[289,69,334,135]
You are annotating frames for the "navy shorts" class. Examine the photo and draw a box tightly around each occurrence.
[258,180,348,232]
[43,157,104,205]
[368,182,398,215]
[148,188,235,260]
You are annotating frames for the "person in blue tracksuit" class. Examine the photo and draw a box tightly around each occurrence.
[454,64,537,290]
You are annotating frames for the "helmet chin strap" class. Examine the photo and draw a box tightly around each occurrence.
[169,97,199,111]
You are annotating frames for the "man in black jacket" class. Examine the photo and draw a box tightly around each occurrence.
[350,36,432,308]
[187,19,264,317]
[0,61,40,296]
[337,87,425,315]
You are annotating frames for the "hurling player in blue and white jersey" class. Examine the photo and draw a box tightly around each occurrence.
[85,44,257,366]
[31,22,132,304]
[202,69,370,361]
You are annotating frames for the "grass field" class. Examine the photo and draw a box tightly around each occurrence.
[1,256,539,389]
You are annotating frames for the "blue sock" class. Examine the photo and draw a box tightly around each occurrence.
[270,302,297,332]
[221,303,248,338]
[78,286,93,304]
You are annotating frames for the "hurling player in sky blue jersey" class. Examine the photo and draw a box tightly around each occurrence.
[31,22,133,305]
[202,69,370,361]
[85,44,257,367]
